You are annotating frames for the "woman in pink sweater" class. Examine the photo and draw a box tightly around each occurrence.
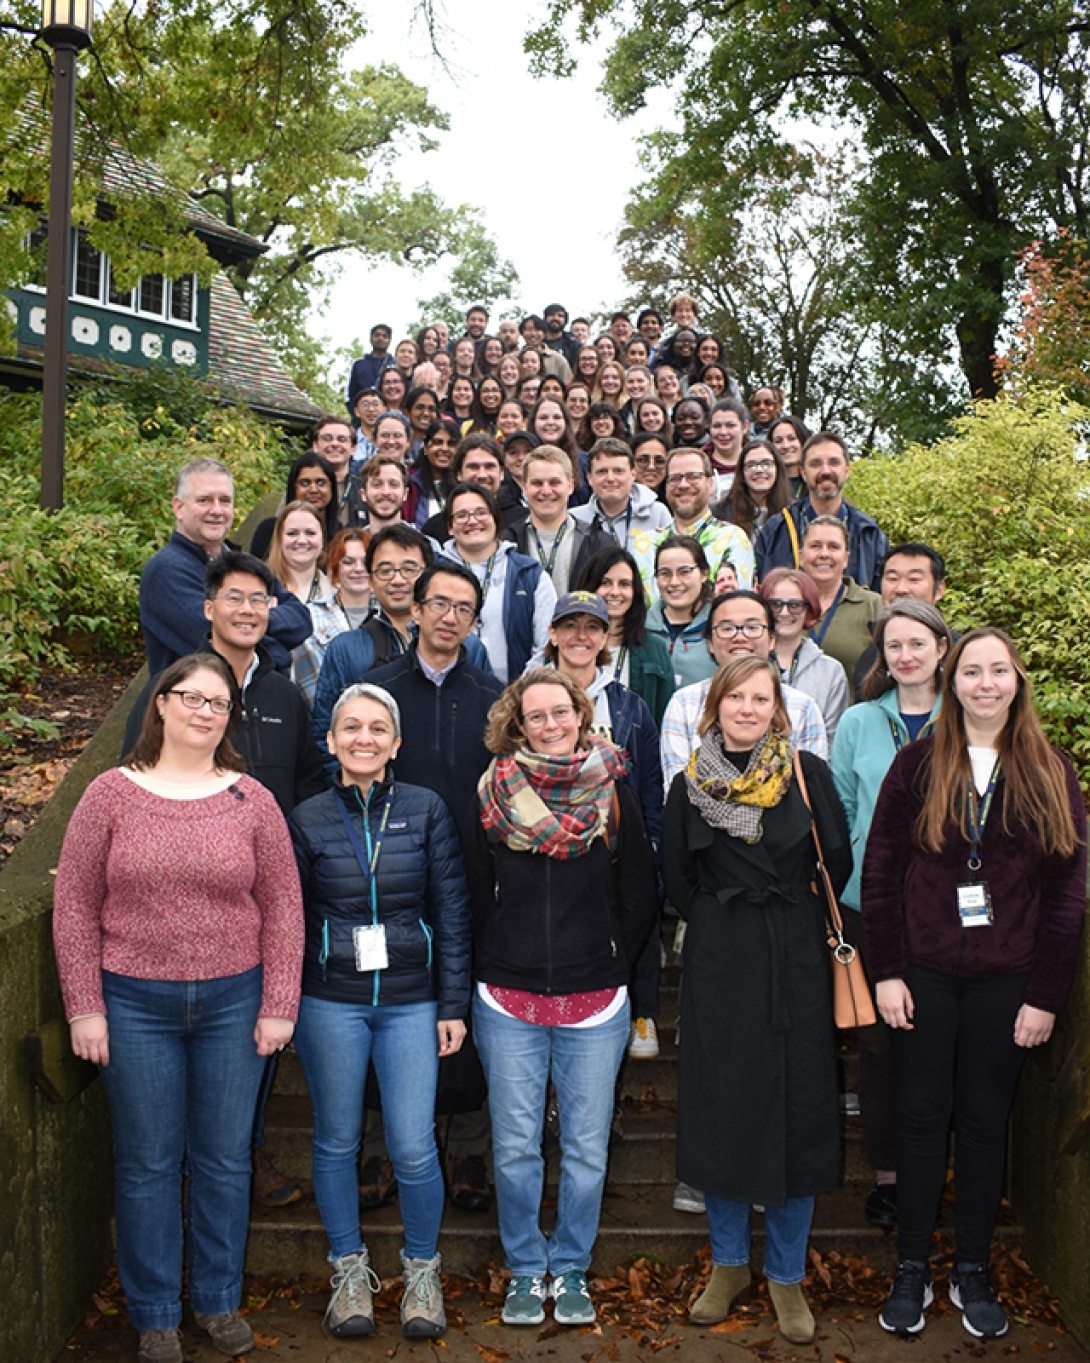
[53,654,304,1363]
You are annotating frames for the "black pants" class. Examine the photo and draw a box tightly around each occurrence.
[889,964,1029,1265]
[843,907,898,1171]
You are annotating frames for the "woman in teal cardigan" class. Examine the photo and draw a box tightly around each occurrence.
[576,545,676,726]
[829,597,952,1232]
[643,536,717,690]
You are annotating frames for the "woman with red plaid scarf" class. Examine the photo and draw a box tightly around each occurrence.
[464,668,658,1329]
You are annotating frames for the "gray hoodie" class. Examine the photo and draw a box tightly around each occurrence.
[572,481,673,551]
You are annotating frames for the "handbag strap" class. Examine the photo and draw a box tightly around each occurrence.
[792,750,847,937]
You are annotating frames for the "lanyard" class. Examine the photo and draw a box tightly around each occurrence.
[887,714,936,752]
[965,760,1001,871]
[604,504,634,546]
[612,644,628,680]
[810,582,846,646]
[532,518,569,574]
[785,644,803,685]
[336,790,393,923]
[477,551,497,607]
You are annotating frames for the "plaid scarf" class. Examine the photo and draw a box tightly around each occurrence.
[684,726,794,843]
[478,736,628,860]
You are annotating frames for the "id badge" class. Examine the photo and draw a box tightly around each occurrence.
[353,924,389,971]
[957,882,994,928]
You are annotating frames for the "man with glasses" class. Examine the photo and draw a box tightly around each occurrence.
[312,416,368,527]
[140,458,311,677]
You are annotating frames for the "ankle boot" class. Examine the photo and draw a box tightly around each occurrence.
[768,1279,815,1344]
[690,1264,752,1324]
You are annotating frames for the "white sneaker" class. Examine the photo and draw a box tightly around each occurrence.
[628,1017,660,1059]
[673,1181,706,1214]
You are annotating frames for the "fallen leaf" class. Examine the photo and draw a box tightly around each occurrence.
[476,1348,512,1363]
[252,1331,279,1348]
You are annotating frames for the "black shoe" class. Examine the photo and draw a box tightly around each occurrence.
[448,1154,491,1212]
[879,1259,933,1334]
[949,1263,1009,1339]
[358,1156,397,1210]
[864,1182,898,1229]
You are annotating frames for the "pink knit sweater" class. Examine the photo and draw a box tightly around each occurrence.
[53,769,304,1021]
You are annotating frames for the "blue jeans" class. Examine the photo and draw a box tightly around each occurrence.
[473,993,630,1277]
[98,968,265,1331]
[293,995,443,1260]
[705,1193,815,1284]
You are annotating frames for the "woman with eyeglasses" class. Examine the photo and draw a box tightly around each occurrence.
[660,655,851,1343]
[441,482,556,684]
[465,668,657,1327]
[631,432,670,501]
[54,653,304,1363]
[646,535,717,688]
[718,441,793,543]
[289,682,471,1339]
[759,568,850,744]
[249,451,342,563]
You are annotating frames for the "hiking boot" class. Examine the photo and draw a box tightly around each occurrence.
[501,1275,547,1326]
[551,1270,596,1325]
[864,1182,898,1229]
[325,1249,380,1337]
[768,1280,815,1344]
[400,1251,447,1337]
[628,1017,660,1059]
[949,1263,1009,1339]
[252,1148,301,1207]
[673,1181,706,1214]
[137,1330,182,1363]
[448,1154,491,1212]
[879,1259,933,1334]
[193,1309,254,1355]
[689,1264,751,1324]
[358,1156,397,1210]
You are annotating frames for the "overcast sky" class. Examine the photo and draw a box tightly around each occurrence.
[316,2,675,371]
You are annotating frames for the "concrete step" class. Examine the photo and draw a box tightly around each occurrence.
[245,1177,1024,1279]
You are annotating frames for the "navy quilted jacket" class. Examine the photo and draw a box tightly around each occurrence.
[288,777,472,1018]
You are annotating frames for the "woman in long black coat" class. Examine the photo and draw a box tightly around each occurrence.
[661,655,851,1344]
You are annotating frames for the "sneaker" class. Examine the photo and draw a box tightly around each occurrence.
[137,1330,182,1363]
[325,1249,381,1337]
[551,1270,596,1325]
[252,1148,301,1207]
[358,1155,397,1210]
[448,1154,492,1212]
[502,1275,548,1326]
[949,1263,1009,1339]
[879,1259,933,1334]
[865,1182,898,1229]
[628,1017,660,1059]
[400,1251,447,1338]
[673,1181,706,1214]
[193,1309,254,1356]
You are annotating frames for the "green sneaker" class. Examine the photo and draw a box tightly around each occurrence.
[551,1270,596,1325]
[400,1252,447,1338]
[502,1275,547,1326]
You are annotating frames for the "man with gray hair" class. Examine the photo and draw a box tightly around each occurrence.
[139,457,311,675]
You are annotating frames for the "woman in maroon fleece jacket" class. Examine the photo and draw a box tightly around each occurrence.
[862,628,1086,1343]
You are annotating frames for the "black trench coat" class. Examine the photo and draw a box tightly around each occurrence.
[661,751,852,1207]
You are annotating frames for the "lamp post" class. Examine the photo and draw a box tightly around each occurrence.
[38,0,93,512]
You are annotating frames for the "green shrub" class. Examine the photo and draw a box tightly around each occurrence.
[849,391,1090,792]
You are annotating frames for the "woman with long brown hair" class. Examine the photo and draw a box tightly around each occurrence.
[864,628,1086,1341]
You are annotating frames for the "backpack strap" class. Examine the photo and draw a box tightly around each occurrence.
[603,786,621,863]
[360,616,394,670]
[783,506,801,569]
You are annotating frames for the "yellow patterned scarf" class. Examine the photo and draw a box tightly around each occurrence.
[684,726,794,842]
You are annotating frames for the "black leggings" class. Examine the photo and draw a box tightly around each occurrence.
[889,964,1030,1265]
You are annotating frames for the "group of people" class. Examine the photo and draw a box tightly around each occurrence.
[51,296,1086,1363]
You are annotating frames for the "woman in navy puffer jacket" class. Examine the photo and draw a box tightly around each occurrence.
[289,682,471,1342]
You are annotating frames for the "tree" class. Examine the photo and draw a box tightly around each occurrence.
[995,231,1090,403]
[414,218,521,335]
[0,0,511,396]
[528,0,1090,406]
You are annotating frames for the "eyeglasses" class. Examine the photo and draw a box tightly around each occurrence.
[635,455,667,468]
[711,621,769,640]
[372,562,424,583]
[666,471,709,486]
[766,599,807,615]
[296,476,331,490]
[451,508,493,525]
[217,590,271,609]
[318,434,351,444]
[167,689,233,716]
[421,596,477,623]
[655,564,700,582]
[745,461,777,473]
[522,705,576,728]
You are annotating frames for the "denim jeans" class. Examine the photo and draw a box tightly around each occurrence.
[293,995,444,1260]
[705,1194,815,1284]
[473,993,630,1277]
[98,967,265,1331]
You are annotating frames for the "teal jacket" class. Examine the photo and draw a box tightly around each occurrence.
[646,599,717,690]
[627,634,677,729]
[830,687,940,911]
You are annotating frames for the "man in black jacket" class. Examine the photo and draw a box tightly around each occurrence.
[367,563,503,1213]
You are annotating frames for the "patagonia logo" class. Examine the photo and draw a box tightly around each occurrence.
[388,820,408,830]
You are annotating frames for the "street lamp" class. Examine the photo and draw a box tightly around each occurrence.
[38,0,93,512]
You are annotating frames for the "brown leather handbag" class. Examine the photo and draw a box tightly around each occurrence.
[792,752,878,1029]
